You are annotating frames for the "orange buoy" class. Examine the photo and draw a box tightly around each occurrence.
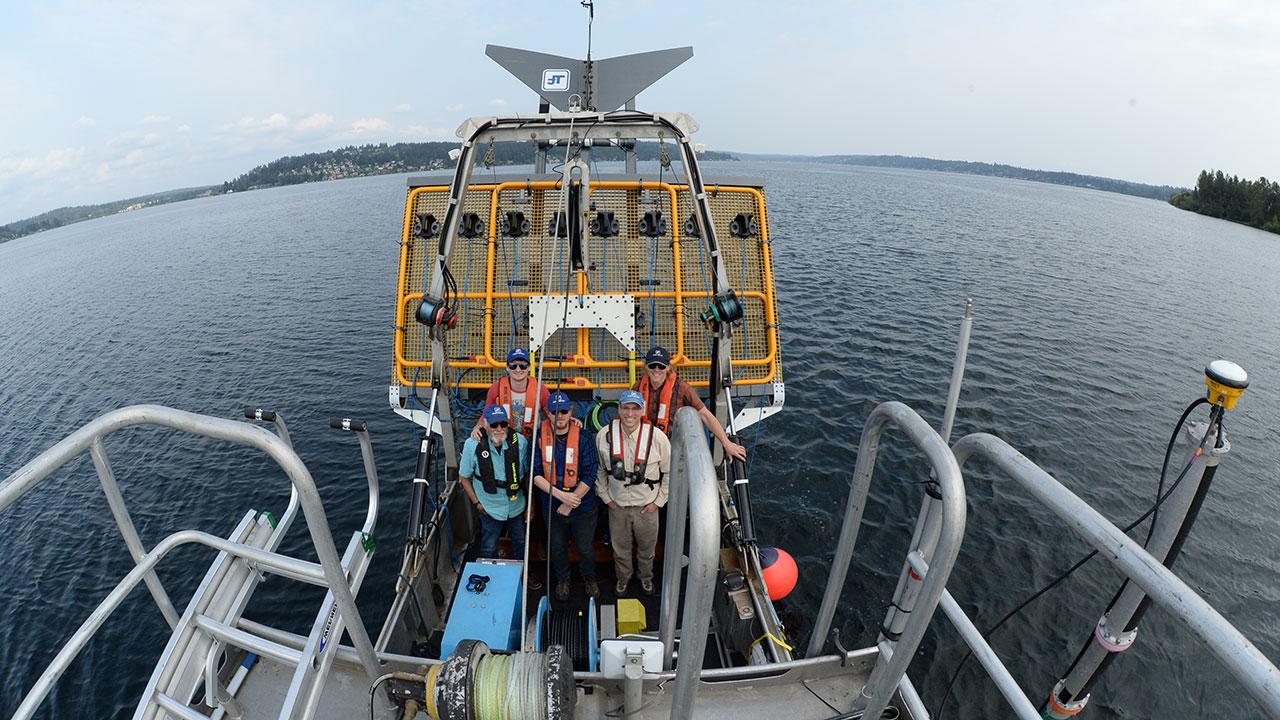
[758,547,797,600]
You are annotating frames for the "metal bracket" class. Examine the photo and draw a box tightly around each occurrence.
[528,294,635,353]
[1094,613,1137,653]
[731,381,785,431]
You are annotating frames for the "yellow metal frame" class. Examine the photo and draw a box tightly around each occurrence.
[393,180,779,390]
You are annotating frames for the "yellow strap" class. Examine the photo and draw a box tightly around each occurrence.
[749,631,794,654]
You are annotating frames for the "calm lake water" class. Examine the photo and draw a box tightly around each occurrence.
[2,162,1278,719]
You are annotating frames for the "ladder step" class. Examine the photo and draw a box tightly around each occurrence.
[152,691,210,720]
[195,615,302,667]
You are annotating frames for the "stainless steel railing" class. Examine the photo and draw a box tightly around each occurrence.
[949,432,1280,718]
[0,404,384,719]
[658,406,723,719]
[807,400,967,720]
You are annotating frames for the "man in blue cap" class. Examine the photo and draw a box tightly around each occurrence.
[635,346,746,462]
[533,391,600,600]
[460,404,532,561]
[596,389,671,596]
[471,347,550,441]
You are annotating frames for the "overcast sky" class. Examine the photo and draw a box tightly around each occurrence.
[2,0,1277,225]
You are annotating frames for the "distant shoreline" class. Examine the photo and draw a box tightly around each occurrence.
[2,144,1187,243]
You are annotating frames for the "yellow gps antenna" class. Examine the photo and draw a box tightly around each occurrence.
[1205,359,1248,410]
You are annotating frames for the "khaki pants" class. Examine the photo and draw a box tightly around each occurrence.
[608,505,659,584]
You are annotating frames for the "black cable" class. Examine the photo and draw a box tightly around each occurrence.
[1148,397,1208,544]
[934,399,1220,720]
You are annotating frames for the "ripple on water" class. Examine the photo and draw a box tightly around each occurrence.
[2,166,1279,719]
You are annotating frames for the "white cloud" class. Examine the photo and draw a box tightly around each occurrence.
[0,147,85,179]
[261,113,289,129]
[489,98,508,107]
[219,114,292,136]
[176,124,191,133]
[141,114,171,124]
[350,117,389,133]
[75,116,95,128]
[94,163,111,182]
[123,150,145,166]
[395,103,411,113]
[446,104,465,113]
[403,125,455,140]
[295,112,333,130]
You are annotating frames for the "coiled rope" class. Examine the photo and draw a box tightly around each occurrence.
[473,652,546,720]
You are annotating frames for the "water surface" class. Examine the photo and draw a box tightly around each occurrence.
[2,163,1278,718]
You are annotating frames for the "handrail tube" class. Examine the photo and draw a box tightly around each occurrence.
[4,405,384,714]
[666,407,722,719]
[88,436,182,629]
[658,418,690,670]
[12,529,327,720]
[806,401,965,720]
[951,432,1280,717]
[195,615,304,666]
[905,554,1039,720]
[354,429,380,535]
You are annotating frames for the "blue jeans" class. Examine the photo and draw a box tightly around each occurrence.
[549,509,598,582]
[478,512,527,560]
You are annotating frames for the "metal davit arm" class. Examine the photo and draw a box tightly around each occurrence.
[951,432,1280,718]
[806,401,966,720]
[659,407,721,719]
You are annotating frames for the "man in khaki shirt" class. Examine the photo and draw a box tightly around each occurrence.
[596,390,671,596]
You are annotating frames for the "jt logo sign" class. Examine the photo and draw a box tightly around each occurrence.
[542,69,570,92]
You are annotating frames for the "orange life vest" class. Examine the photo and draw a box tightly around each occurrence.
[637,372,679,434]
[539,422,580,489]
[608,418,657,486]
[498,376,540,436]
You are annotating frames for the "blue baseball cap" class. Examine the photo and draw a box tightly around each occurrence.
[483,405,510,425]
[644,346,671,367]
[548,391,572,412]
[619,390,645,408]
[506,348,530,364]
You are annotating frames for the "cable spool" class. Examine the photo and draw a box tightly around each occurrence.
[587,400,618,432]
[700,289,745,324]
[540,608,590,671]
[426,640,576,720]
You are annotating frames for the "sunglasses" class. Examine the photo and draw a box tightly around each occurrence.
[507,363,529,370]
[489,421,509,429]
[553,409,572,416]
[647,363,668,370]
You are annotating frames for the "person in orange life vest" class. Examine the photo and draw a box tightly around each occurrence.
[633,346,746,462]
[595,390,671,596]
[533,392,601,601]
[471,347,550,441]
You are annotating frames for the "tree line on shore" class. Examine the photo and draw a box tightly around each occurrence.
[1170,170,1280,234]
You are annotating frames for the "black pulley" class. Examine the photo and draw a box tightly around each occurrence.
[458,212,486,239]
[548,211,569,238]
[500,210,530,238]
[638,210,668,238]
[413,213,441,239]
[590,210,619,237]
[728,212,758,238]
[683,213,700,238]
